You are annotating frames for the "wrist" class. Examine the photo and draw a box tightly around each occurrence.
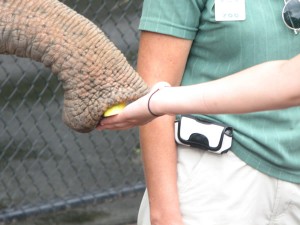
[150,208,183,225]
[147,85,169,117]
[147,88,162,117]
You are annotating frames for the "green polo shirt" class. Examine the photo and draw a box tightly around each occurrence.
[139,0,300,183]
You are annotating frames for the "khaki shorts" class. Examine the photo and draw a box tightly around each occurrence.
[138,145,300,225]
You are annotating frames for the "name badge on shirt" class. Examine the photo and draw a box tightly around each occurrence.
[215,0,246,21]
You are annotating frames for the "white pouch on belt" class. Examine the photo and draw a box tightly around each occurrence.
[175,115,233,154]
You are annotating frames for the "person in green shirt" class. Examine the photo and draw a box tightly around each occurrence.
[99,0,300,224]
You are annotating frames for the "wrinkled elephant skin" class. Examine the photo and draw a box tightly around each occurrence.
[0,0,149,132]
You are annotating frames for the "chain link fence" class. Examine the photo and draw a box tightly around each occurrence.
[0,0,145,224]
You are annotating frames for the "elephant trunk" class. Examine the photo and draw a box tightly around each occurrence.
[0,0,148,132]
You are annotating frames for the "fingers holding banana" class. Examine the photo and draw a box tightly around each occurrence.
[97,82,170,130]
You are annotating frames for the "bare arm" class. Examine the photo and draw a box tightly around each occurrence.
[135,32,192,225]
[98,54,300,130]
[150,55,300,115]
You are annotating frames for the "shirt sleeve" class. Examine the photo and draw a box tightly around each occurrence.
[139,0,205,40]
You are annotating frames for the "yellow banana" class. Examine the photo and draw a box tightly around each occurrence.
[103,103,126,117]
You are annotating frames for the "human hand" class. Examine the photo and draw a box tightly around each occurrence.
[148,201,185,225]
[149,211,185,225]
[96,82,170,130]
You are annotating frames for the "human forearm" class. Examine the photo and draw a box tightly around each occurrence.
[137,31,192,225]
[151,57,300,116]
[140,117,182,224]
